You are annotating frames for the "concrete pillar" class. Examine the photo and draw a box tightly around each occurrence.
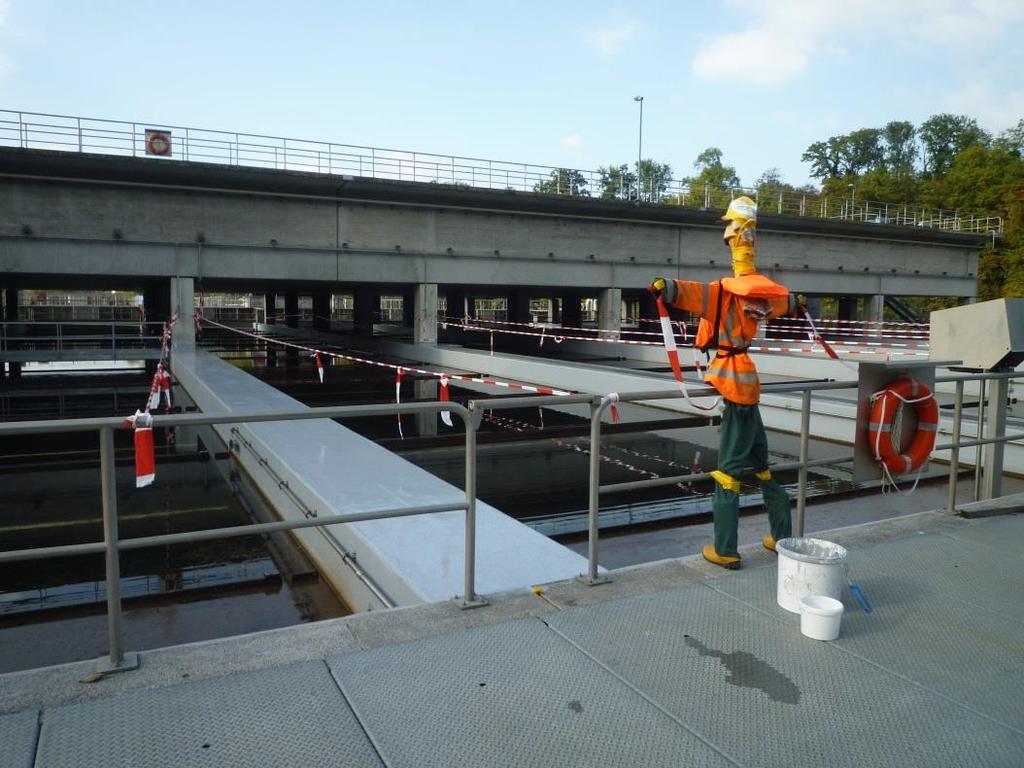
[354,286,377,338]
[312,290,331,332]
[415,378,438,437]
[170,277,195,349]
[507,291,532,324]
[561,293,583,328]
[598,288,622,339]
[284,293,299,329]
[414,283,438,344]
[866,294,885,324]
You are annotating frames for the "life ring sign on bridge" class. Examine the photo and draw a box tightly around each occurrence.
[852,360,950,483]
[145,129,172,157]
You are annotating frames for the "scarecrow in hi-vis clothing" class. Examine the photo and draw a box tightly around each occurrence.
[651,196,803,569]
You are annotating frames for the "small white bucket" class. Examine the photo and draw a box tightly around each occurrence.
[775,537,847,614]
[800,595,844,640]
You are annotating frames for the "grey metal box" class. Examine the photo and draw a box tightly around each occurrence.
[930,299,1024,371]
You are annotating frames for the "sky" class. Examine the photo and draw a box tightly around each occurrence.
[0,0,1022,188]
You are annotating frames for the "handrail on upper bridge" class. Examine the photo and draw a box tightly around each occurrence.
[0,109,1003,236]
[1,371,1022,673]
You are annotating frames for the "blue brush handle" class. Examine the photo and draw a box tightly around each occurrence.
[849,583,872,613]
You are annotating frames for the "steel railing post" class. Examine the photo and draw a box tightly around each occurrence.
[582,396,611,585]
[98,426,137,672]
[459,409,485,607]
[974,378,986,501]
[947,380,964,514]
[795,389,811,536]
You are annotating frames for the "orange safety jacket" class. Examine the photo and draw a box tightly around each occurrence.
[666,274,794,405]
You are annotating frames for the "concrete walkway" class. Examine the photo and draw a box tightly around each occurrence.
[3,505,1023,767]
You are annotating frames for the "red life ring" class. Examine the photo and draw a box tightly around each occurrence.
[868,377,938,474]
[145,131,171,156]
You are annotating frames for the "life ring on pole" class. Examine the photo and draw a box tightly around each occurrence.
[145,130,172,157]
[868,377,938,475]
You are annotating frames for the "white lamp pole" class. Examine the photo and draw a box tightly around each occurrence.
[634,95,644,203]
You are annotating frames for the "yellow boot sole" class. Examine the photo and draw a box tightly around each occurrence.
[702,544,741,570]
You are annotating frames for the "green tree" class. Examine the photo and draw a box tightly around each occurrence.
[637,159,673,202]
[919,113,991,176]
[840,128,884,175]
[533,168,590,197]
[679,147,741,207]
[802,138,843,180]
[597,164,637,200]
[881,120,917,176]
[995,119,1024,156]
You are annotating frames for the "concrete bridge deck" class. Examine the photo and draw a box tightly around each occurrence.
[3,501,1022,767]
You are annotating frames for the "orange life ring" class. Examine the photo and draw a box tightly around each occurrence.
[868,377,938,474]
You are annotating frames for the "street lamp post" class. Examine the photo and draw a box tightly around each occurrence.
[634,95,643,203]
[848,182,856,221]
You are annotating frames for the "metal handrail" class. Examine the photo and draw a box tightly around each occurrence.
[0,109,1003,234]
[0,400,480,672]
[3,368,1024,671]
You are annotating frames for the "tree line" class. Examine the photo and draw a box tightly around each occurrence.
[532,113,1024,301]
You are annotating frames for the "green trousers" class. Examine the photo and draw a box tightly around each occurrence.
[712,401,792,557]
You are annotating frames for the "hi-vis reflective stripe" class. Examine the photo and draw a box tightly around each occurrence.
[708,365,760,384]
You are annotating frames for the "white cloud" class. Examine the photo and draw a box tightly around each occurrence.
[561,134,583,149]
[584,16,642,57]
[692,0,1024,86]
[944,82,1024,133]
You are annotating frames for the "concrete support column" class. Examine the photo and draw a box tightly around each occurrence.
[866,294,885,324]
[598,288,622,339]
[414,378,438,437]
[170,277,195,350]
[312,290,331,332]
[414,283,438,344]
[507,291,532,324]
[284,293,299,329]
[561,293,583,328]
[354,286,377,338]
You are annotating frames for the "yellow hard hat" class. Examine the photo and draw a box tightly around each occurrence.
[721,195,757,227]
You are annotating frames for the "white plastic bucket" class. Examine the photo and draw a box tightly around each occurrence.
[775,537,847,613]
[800,595,844,640]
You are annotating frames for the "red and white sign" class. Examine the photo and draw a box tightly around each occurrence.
[145,129,172,157]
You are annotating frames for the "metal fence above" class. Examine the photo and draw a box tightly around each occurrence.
[0,109,1003,235]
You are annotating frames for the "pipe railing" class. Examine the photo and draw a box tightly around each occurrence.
[0,320,165,354]
[0,400,480,672]
[3,368,1024,671]
[0,109,1003,235]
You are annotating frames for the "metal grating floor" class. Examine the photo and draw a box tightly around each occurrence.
[0,710,39,768]
[34,661,384,768]
[545,559,1024,766]
[328,618,733,768]
[6,513,1024,768]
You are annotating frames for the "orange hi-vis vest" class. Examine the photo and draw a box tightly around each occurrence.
[666,274,793,405]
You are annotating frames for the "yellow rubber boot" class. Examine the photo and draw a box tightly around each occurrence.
[702,544,741,570]
[762,535,777,552]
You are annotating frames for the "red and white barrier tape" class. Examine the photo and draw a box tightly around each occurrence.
[204,318,576,398]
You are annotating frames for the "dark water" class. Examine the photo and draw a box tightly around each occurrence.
[0,366,347,673]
